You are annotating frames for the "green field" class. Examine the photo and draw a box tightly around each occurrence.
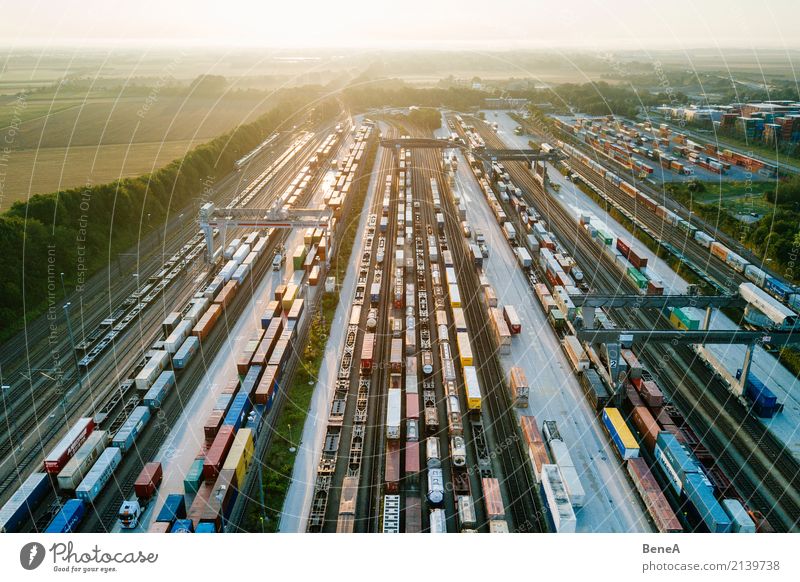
[692,181,776,217]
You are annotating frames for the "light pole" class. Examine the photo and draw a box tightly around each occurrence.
[61,273,83,394]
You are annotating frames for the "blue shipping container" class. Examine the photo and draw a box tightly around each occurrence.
[735,369,779,418]
[0,472,50,533]
[112,406,151,452]
[684,473,731,533]
[764,275,794,302]
[195,522,217,533]
[241,365,264,397]
[654,432,700,494]
[144,371,175,409]
[223,392,251,431]
[45,499,85,533]
[173,336,200,369]
[170,519,194,533]
[156,494,186,524]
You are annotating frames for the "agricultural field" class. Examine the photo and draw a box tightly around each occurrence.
[692,180,777,218]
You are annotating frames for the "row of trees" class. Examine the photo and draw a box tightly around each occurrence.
[0,89,333,336]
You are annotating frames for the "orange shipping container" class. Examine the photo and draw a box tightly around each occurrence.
[710,241,729,262]
[213,280,238,309]
[481,477,505,519]
[254,365,279,405]
[237,330,265,375]
[631,406,660,453]
[192,304,222,341]
[519,416,549,479]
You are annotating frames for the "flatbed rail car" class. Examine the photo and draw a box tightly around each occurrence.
[336,475,359,533]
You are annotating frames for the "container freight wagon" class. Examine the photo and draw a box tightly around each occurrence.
[173,336,200,369]
[684,473,732,533]
[45,499,86,533]
[520,416,549,481]
[602,408,640,460]
[579,369,609,411]
[386,389,402,440]
[112,406,151,453]
[57,430,108,491]
[481,477,505,520]
[627,458,682,533]
[44,417,95,473]
[75,447,122,503]
[541,464,577,533]
[654,432,701,495]
[735,369,779,418]
[562,335,589,372]
[385,441,401,493]
[204,425,235,480]
[503,305,522,334]
[143,370,175,409]
[0,472,50,532]
[135,350,169,391]
[462,366,482,412]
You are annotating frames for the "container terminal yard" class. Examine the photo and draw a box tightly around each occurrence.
[1,100,799,536]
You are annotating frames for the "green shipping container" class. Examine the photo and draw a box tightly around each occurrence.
[292,245,308,271]
[597,230,612,245]
[626,267,648,289]
[183,458,204,496]
[670,307,699,331]
[549,308,566,330]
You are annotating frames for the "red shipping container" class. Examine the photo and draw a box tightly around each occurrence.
[404,440,420,475]
[203,425,235,480]
[204,409,225,441]
[406,394,420,420]
[187,482,214,528]
[222,379,239,395]
[134,462,163,499]
[384,441,400,493]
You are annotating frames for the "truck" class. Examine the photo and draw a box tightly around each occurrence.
[118,462,163,529]
[386,389,402,440]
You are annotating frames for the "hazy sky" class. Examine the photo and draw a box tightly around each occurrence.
[1,0,798,50]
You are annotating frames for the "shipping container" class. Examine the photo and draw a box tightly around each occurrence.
[562,335,589,372]
[222,428,254,488]
[0,472,50,532]
[183,458,204,496]
[654,432,700,494]
[173,336,200,369]
[156,493,187,524]
[112,406,151,452]
[462,366,482,412]
[503,305,522,334]
[631,406,660,453]
[385,441,400,493]
[541,465,576,533]
[684,473,731,533]
[722,499,756,533]
[456,332,474,367]
[386,389,402,440]
[75,447,122,502]
[143,370,175,409]
[579,369,609,411]
[509,366,529,408]
[135,350,169,391]
[602,408,640,460]
[134,462,163,500]
[45,499,86,533]
[481,477,505,519]
[204,425,235,480]
[44,417,95,474]
[627,458,682,533]
[193,304,223,341]
[57,430,108,490]
[520,416,549,481]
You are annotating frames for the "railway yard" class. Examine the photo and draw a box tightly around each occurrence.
[1,104,798,536]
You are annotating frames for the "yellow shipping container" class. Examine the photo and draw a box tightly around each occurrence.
[222,428,254,487]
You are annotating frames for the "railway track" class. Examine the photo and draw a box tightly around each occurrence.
[471,118,800,532]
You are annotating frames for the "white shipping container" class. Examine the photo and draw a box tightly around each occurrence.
[386,389,402,440]
[56,430,107,490]
[541,464,577,533]
[135,350,169,391]
[75,447,122,503]
[164,320,192,354]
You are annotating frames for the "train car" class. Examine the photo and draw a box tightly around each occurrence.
[627,458,682,533]
[654,432,701,495]
[57,430,108,490]
[173,336,200,370]
[135,350,169,392]
[508,366,529,408]
[204,425,235,480]
[456,495,477,531]
[386,389,402,440]
[223,392,252,431]
[381,494,401,534]
[579,369,609,411]
[735,369,779,418]
[722,499,757,533]
[684,473,732,533]
[429,508,447,533]
[405,495,422,533]
[631,406,661,453]
[404,440,421,480]
[385,441,401,493]
[75,447,122,503]
[44,417,95,474]
[193,304,223,341]
[45,499,86,533]
[254,365,279,408]
[739,282,798,330]
[602,408,640,460]
[0,472,50,532]
[445,395,463,435]
[111,406,151,452]
[520,416,549,481]
[481,477,505,520]
[541,464,576,533]
[222,428,254,488]
[427,468,445,506]
[143,370,175,409]
[462,366,482,412]
[336,475,358,533]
